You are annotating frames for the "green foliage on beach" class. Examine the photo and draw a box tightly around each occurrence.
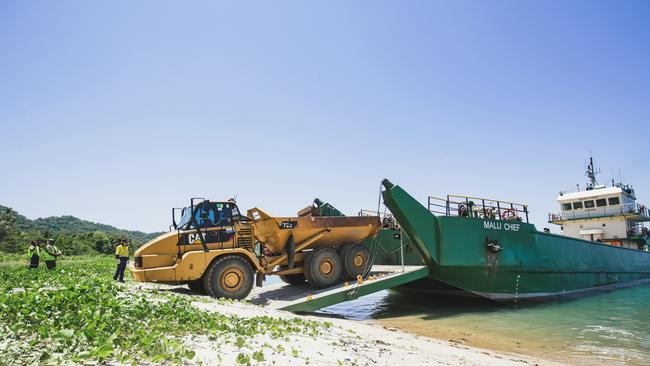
[0,205,162,255]
[0,256,329,365]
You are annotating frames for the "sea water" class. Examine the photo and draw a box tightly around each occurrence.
[318,284,650,365]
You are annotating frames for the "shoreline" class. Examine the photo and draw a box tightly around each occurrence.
[373,316,571,366]
[364,287,650,366]
[132,282,563,365]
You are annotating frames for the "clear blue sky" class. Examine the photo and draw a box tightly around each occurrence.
[1,1,648,233]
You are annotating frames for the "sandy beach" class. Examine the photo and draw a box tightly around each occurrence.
[376,315,568,366]
[131,282,563,366]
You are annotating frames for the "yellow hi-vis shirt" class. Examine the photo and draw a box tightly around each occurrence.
[115,245,129,258]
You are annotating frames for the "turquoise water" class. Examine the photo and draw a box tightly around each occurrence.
[318,285,650,365]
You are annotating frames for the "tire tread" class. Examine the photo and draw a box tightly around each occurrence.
[202,255,254,299]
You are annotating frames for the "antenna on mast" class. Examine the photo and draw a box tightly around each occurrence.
[585,155,601,189]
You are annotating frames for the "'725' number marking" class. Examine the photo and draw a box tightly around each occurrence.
[280,221,297,229]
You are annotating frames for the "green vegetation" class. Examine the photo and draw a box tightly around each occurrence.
[0,256,330,365]
[0,204,163,256]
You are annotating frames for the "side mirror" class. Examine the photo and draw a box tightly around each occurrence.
[171,208,178,229]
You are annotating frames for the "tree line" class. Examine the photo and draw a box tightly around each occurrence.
[0,205,163,256]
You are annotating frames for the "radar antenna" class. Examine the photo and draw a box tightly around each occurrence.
[585,155,601,188]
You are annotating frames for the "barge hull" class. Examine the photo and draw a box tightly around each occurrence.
[380,181,650,302]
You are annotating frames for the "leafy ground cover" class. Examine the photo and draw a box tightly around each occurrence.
[0,256,329,365]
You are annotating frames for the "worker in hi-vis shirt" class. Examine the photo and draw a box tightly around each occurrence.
[113,239,130,283]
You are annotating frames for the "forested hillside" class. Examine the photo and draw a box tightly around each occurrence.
[0,205,163,255]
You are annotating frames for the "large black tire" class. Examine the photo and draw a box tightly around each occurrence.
[203,255,255,300]
[304,248,343,288]
[187,280,206,294]
[278,266,306,285]
[340,243,370,280]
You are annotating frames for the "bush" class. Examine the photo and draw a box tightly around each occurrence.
[0,208,20,253]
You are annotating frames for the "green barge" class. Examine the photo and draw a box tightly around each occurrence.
[375,178,650,302]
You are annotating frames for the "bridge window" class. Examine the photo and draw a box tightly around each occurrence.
[573,202,583,209]
[596,199,607,207]
[584,200,595,209]
[562,203,572,211]
[608,197,620,205]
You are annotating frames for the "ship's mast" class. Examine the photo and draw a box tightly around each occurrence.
[585,156,601,189]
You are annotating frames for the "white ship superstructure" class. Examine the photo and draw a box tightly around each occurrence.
[549,157,649,251]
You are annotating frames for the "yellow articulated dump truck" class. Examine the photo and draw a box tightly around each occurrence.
[131,198,380,300]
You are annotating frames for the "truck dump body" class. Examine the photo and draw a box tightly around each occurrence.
[249,207,380,253]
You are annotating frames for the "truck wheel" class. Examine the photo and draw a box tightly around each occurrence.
[304,248,342,288]
[203,255,254,300]
[187,280,206,294]
[341,244,370,279]
[279,266,306,285]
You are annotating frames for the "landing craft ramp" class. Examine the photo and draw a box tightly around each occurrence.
[247,265,429,312]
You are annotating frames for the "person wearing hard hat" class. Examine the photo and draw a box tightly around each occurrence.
[42,239,62,270]
[113,239,130,283]
[27,240,40,269]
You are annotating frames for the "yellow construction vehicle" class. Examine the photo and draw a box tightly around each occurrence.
[131,198,380,299]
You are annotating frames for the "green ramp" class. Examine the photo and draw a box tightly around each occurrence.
[248,265,430,313]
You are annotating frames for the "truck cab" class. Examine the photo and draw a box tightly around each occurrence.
[172,200,253,249]
[132,198,259,298]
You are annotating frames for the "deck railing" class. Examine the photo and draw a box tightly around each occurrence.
[428,195,529,223]
[358,209,399,230]
[548,202,650,222]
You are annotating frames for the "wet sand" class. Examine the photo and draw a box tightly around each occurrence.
[376,315,573,365]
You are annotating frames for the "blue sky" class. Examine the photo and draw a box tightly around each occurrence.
[1,1,648,233]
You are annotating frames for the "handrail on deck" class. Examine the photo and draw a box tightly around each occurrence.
[446,194,528,208]
[358,209,399,230]
[428,195,529,223]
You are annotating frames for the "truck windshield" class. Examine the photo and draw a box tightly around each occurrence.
[177,207,193,229]
[175,202,237,230]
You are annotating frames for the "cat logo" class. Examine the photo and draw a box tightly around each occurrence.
[187,233,202,244]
